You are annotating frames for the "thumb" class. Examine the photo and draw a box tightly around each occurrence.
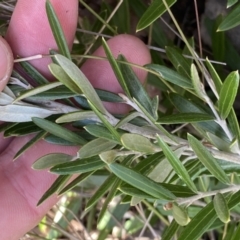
[0,36,13,91]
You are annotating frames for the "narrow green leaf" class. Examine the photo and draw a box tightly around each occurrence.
[157,135,197,192]
[101,38,131,97]
[228,109,240,141]
[121,183,195,198]
[46,0,71,59]
[166,46,191,77]
[19,61,48,85]
[162,219,180,240]
[49,63,81,94]
[227,0,238,8]
[118,54,154,116]
[98,178,121,223]
[109,163,176,200]
[172,204,191,226]
[213,193,230,223]
[50,156,105,174]
[54,54,108,114]
[88,100,121,142]
[85,174,116,211]
[178,190,240,240]
[145,64,193,88]
[219,71,239,119]
[58,171,94,195]
[230,221,240,240]
[119,184,156,199]
[188,134,230,184]
[84,124,117,142]
[218,3,240,31]
[121,133,159,154]
[115,112,142,129]
[14,82,62,102]
[178,201,217,240]
[157,113,214,124]
[37,175,70,206]
[32,153,73,170]
[205,58,222,93]
[136,0,176,31]
[14,131,47,160]
[78,138,116,159]
[32,117,86,145]
[56,111,97,124]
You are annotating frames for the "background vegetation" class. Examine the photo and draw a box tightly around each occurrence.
[2,0,240,239]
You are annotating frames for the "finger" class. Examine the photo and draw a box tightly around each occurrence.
[6,0,78,78]
[81,34,151,114]
[0,36,13,91]
[0,136,78,240]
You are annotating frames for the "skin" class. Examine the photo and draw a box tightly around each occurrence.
[0,0,151,239]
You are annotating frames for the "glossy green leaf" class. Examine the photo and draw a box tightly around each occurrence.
[218,3,240,31]
[32,117,86,145]
[228,109,240,141]
[137,0,176,31]
[166,46,191,77]
[118,54,154,116]
[101,38,131,97]
[121,133,159,154]
[109,163,176,200]
[172,204,191,226]
[37,175,70,206]
[119,184,157,199]
[49,63,81,94]
[46,0,71,59]
[213,193,230,223]
[227,0,238,8]
[205,58,222,93]
[32,153,73,170]
[178,190,240,240]
[85,174,116,211]
[98,178,121,223]
[19,61,48,85]
[54,54,108,114]
[28,85,78,101]
[121,183,195,198]
[50,156,105,174]
[88,100,121,142]
[115,112,143,129]
[219,71,239,119]
[56,111,96,123]
[162,219,180,240]
[157,113,214,124]
[157,135,197,192]
[44,134,79,146]
[14,82,63,102]
[178,201,217,240]
[4,121,41,137]
[230,221,240,240]
[84,124,117,142]
[14,131,47,160]
[145,64,193,88]
[58,171,94,195]
[188,134,230,184]
[78,138,116,159]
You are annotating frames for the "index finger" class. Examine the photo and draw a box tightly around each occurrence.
[0,36,13,91]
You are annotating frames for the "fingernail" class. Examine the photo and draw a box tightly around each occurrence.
[0,36,13,89]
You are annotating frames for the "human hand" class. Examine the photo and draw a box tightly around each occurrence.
[0,0,151,239]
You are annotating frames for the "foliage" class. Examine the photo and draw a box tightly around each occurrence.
[2,0,240,239]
